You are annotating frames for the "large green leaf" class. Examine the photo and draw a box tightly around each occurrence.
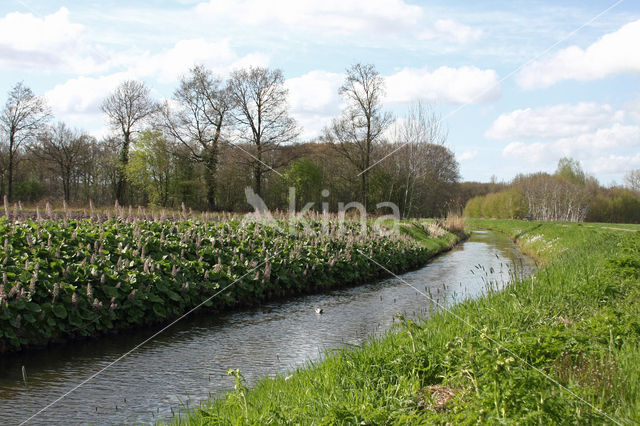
[52,305,68,319]
[26,302,42,313]
[167,290,182,302]
[152,303,166,317]
[102,285,119,298]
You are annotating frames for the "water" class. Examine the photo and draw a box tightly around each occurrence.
[0,230,534,425]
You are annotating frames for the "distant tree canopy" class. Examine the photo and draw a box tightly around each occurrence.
[0,65,462,218]
[464,158,640,224]
[3,72,636,224]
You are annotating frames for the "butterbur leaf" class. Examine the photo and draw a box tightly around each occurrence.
[9,316,20,328]
[53,305,68,319]
[153,303,166,317]
[102,286,119,298]
[148,294,163,303]
[69,313,84,328]
[26,302,42,313]
[167,290,182,302]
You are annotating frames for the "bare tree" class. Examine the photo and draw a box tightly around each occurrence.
[161,65,230,210]
[228,66,299,198]
[0,82,51,201]
[101,80,157,204]
[32,122,93,203]
[325,63,392,211]
[388,102,452,217]
[625,169,640,192]
[0,143,8,199]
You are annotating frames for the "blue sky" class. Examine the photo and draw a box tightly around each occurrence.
[1,0,639,184]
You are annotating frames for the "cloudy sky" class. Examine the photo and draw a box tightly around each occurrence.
[1,0,639,184]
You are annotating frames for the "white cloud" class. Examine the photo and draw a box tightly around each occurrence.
[0,8,82,51]
[195,0,480,44]
[497,100,640,178]
[625,97,640,124]
[44,38,270,135]
[285,70,343,114]
[133,39,234,82]
[589,153,640,175]
[517,19,640,90]
[501,123,640,175]
[195,0,423,36]
[285,70,344,139]
[502,141,554,165]
[385,66,500,105]
[0,7,110,73]
[556,123,640,151]
[43,72,140,139]
[284,66,501,139]
[419,19,483,44]
[131,38,268,83]
[458,150,478,161]
[486,102,624,140]
[502,123,640,163]
[45,72,134,117]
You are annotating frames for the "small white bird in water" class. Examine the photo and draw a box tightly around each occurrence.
[315,308,323,314]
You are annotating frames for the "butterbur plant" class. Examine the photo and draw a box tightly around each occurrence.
[0,213,446,352]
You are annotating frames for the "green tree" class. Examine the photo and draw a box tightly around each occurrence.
[126,130,174,206]
[162,65,230,211]
[101,80,158,205]
[284,158,323,210]
[555,157,585,185]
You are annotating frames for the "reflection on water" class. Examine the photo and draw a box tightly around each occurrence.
[0,230,534,425]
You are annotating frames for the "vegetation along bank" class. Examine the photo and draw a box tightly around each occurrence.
[174,220,640,424]
[0,215,462,352]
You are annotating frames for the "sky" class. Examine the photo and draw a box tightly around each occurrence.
[1,0,639,184]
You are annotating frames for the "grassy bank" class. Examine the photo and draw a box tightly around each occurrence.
[175,220,640,424]
[0,217,461,352]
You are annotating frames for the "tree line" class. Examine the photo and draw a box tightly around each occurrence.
[3,63,638,222]
[464,158,640,223]
[0,63,463,217]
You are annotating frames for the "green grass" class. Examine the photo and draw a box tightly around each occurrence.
[173,220,640,425]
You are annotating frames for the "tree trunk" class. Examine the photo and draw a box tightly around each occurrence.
[361,172,367,212]
[117,134,130,205]
[62,166,71,203]
[8,134,14,202]
[204,146,218,211]
[255,164,262,198]
[255,142,263,198]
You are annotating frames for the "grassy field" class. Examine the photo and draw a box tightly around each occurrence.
[173,220,640,424]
